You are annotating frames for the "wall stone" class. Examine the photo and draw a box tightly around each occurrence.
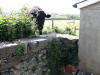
[0,44,18,58]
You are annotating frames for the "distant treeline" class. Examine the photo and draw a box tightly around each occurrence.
[66,14,80,20]
[51,14,80,20]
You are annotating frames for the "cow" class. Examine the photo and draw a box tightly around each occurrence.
[27,6,51,35]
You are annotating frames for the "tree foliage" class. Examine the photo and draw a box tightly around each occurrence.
[66,14,80,20]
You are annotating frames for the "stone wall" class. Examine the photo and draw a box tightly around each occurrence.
[0,34,78,75]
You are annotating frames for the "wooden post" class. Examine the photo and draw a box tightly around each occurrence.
[52,19,54,29]
[74,26,76,32]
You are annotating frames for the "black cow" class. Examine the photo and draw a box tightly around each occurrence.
[27,6,51,35]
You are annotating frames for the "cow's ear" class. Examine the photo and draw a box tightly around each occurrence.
[46,14,51,18]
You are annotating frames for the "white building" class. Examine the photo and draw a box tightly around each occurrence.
[73,0,100,75]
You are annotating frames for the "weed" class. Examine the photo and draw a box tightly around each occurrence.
[11,43,24,56]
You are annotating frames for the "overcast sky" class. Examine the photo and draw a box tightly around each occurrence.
[0,0,81,14]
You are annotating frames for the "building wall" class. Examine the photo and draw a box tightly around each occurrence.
[79,2,100,75]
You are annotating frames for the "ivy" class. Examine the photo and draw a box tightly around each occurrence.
[46,39,79,75]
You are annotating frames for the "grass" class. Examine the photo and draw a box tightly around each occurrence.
[43,20,80,36]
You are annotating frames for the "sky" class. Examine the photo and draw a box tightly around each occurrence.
[0,0,81,14]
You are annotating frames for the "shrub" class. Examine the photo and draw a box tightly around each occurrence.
[53,26,62,33]
[64,27,76,36]
[0,14,35,41]
[46,39,79,75]
[0,6,39,41]
[12,17,33,39]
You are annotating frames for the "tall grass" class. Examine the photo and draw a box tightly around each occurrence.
[43,20,80,36]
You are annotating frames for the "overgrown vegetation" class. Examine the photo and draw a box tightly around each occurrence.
[11,43,24,56]
[46,39,79,75]
[0,16,34,41]
[0,7,37,42]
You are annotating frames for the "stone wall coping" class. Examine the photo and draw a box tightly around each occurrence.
[56,34,79,40]
[0,34,79,48]
[0,43,17,49]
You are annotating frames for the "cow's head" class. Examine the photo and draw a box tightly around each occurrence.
[31,10,51,19]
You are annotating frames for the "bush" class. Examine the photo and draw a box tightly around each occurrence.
[53,26,62,33]
[0,14,34,41]
[46,39,79,75]
[0,6,39,41]
[12,17,33,39]
[63,27,76,36]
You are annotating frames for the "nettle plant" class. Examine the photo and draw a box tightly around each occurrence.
[46,39,79,75]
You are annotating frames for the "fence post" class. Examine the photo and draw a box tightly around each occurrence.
[74,26,76,32]
[52,19,54,29]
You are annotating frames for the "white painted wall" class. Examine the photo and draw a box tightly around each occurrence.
[79,2,100,75]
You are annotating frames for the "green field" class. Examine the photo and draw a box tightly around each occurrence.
[43,20,80,36]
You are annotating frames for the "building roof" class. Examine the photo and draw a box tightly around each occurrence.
[73,0,100,8]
